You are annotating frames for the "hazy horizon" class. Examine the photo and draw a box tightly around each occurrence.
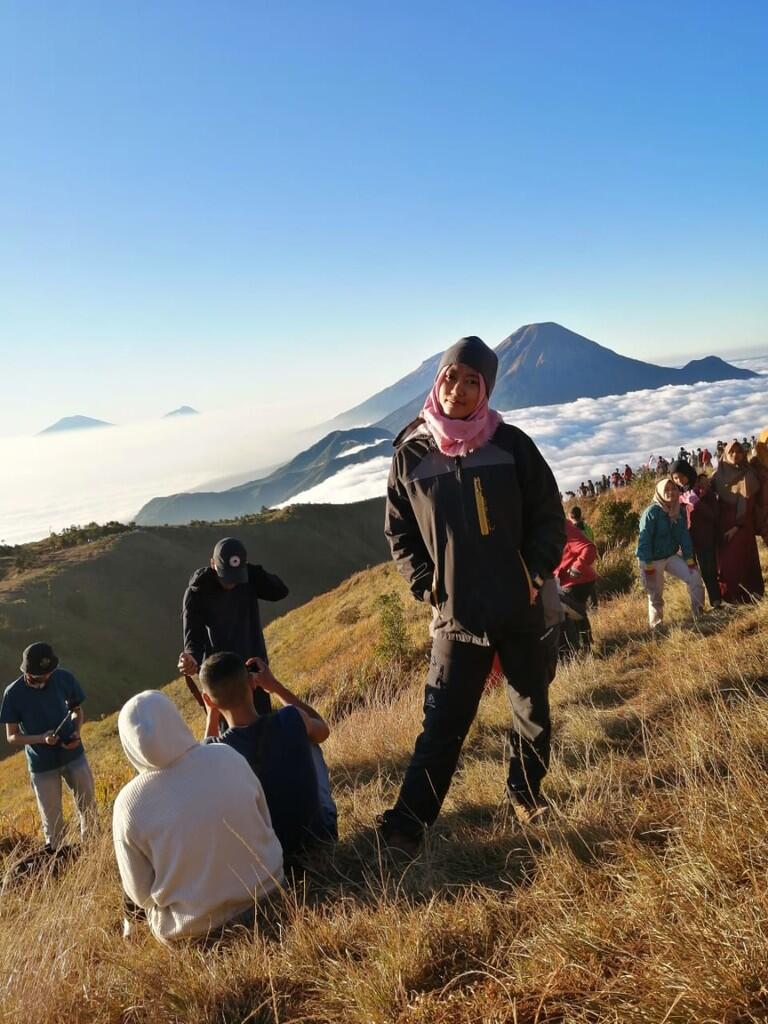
[2,352,766,547]
[4,329,766,443]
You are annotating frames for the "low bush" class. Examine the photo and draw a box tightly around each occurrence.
[594,498,640,546]
[596,543,637,597]
[374,590,413,664]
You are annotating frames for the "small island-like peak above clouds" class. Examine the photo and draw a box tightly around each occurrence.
[163,406,200,418]
[37,415,113,435]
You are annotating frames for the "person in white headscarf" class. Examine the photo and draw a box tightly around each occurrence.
[636,477,704,629]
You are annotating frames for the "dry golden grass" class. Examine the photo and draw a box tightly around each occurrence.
[1,547,768,1023]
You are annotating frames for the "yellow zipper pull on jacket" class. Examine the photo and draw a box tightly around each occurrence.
[474,477,493,536]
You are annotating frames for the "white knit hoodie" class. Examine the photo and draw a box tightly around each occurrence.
[112,691,283,943]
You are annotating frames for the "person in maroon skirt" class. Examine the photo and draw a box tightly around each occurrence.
[712,441,764,603]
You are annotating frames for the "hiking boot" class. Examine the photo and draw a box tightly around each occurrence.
[508,796,551,828]
[375,815,422,860]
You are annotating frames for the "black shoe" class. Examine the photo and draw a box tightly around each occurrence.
[375,815,422,859]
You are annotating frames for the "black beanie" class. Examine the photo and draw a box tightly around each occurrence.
[437,336,498,397]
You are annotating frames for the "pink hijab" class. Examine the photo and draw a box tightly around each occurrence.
[421,366,502,457]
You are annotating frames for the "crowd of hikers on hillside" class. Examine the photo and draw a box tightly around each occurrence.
[564,436,763,501]
[2,335,768,944]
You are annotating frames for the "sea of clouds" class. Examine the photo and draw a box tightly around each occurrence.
[280,356,768,508]
[0,411,305,545]
[2,356,766,545]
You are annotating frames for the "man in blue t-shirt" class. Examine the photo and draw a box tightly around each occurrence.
[0,642,96,851]
[198,651,337,856]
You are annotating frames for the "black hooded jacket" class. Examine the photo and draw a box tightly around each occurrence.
[385,420,565,642]
[182,564,289,667]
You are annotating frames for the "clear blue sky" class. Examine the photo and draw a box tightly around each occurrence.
[1,0,766,436]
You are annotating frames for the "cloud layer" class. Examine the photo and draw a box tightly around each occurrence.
[0,412,305,545]
[283,366,768,507]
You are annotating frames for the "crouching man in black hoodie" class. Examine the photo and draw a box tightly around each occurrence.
[178,537,288,715]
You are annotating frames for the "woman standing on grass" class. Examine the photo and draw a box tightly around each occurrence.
[379,336,565,854]
[636,477,704,630]
[670,459,721,610]
[712,440,764,603]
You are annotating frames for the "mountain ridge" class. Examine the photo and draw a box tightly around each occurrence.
[0,498,388,744]
[134,426,393,526]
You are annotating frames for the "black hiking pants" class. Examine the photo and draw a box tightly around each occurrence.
[382,625,552,839]
[696,546,720,607]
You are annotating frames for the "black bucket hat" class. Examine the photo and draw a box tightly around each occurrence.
[20,642,59,676]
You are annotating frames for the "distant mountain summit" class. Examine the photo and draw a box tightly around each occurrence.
[38,415,113,435]
[373,323,758,433]
[164,406,199,417]
[491,322,757,407]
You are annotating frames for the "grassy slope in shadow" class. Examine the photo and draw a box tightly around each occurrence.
[0,529,767,1022]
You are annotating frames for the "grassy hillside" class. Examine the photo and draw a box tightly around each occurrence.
[0,498,387,737]
[1,504,767,1022]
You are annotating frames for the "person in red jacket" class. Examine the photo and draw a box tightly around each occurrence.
[556,521,598,654]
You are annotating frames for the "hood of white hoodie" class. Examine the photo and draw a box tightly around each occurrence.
[118,691,198,773]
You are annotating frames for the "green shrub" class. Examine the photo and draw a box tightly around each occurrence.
[594,499,640,546]
[374,590,412,664]
[47,521,132,550]
[596,544,637,597]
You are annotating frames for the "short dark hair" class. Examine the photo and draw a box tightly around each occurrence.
[569,506,582,520]
[199,651,249,708]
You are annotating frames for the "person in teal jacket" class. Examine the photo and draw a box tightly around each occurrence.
[636,478,704,629]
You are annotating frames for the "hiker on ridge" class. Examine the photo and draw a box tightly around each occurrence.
[0,642,96,852]
[568,505,595,543]
[636,477,704,630]
[179,537,288,714]
[379,335,566,854]
[670,459,721,610]
[556,521,597,654]
[198,652,337,853]
[712,441,764,603]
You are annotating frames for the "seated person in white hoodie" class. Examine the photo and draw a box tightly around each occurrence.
[112,690,283,944]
